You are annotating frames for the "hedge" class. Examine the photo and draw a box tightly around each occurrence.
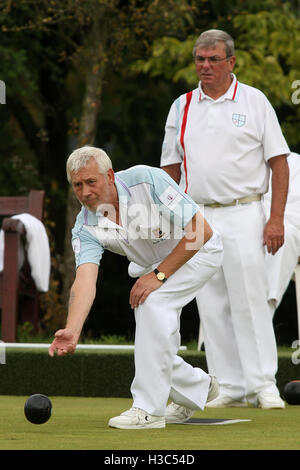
[0,348,299,397]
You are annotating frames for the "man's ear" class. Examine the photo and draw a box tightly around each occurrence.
[228,55,236,72]
[107,168,115,183]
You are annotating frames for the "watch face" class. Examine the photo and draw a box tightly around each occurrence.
[157,272,165,281]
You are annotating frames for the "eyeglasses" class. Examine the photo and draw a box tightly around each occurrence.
[194,55,231,65]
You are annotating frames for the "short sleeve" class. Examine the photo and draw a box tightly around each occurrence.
[262,98,290,162]
[72,212,104,268]
[160,98,183,167]
[149,167,199,228]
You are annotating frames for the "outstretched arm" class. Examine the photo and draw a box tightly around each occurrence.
[48,263,99,356]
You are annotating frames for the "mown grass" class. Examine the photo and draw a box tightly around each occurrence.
[0,395,299,451]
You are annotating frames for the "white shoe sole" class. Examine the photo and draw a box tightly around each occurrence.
[258,403,285,409]
[108,418,165,429]
[206,400,249,408]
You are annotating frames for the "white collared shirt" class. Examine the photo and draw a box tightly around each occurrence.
[160,74,290,205]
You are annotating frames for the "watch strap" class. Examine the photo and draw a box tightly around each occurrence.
[153,268,167,283]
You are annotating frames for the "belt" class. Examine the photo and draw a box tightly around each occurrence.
[205,194,262,208]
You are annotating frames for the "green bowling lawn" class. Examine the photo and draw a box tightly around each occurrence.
[0,395,299,451]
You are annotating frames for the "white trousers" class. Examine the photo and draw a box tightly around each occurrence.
[267,222,300,312]
[196,202,280,404]
[130,233,223,416]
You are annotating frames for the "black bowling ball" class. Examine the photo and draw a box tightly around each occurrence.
[283,381,300,405]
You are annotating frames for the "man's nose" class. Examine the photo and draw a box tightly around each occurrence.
[201,58,211,67]
[82,184,91,197]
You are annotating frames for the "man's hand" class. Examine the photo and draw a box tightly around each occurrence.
[263,216,284,255]
[48,328,78,357]
[129,272,162,309]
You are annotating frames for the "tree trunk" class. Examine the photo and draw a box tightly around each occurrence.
[62,17,107,307]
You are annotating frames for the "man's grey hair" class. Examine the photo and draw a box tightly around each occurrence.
[193,29,235,57]
[66,146,112,182]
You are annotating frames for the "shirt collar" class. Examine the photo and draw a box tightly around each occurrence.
[83,207,98,226]
[115,174,132,203]
[198,73,239,103]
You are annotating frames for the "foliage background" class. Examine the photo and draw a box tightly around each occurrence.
[0,0,299,344]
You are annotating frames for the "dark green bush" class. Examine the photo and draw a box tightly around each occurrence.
[0,349,298,398]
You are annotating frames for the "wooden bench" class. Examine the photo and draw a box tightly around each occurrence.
[0,190,45,342]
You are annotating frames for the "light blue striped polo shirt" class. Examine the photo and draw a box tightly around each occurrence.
[71,165,200,269]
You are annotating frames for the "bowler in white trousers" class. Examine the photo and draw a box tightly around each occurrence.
[264,153,300,316]
[160,29,290,409]
[48,146,223,429]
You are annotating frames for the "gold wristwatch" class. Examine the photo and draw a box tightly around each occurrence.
[153,268,167,283]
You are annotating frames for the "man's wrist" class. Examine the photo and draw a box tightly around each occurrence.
[153,268,167,283]
[269,213,284,222]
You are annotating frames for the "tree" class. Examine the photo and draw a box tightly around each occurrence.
[133,0,300,149]
[62,4,109,305]
[59,0,198,304]
[0,0,197,314]
[1,0,298,342]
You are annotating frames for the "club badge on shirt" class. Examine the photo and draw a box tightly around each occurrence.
[159,185,183,210]
[232,113,246,127]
